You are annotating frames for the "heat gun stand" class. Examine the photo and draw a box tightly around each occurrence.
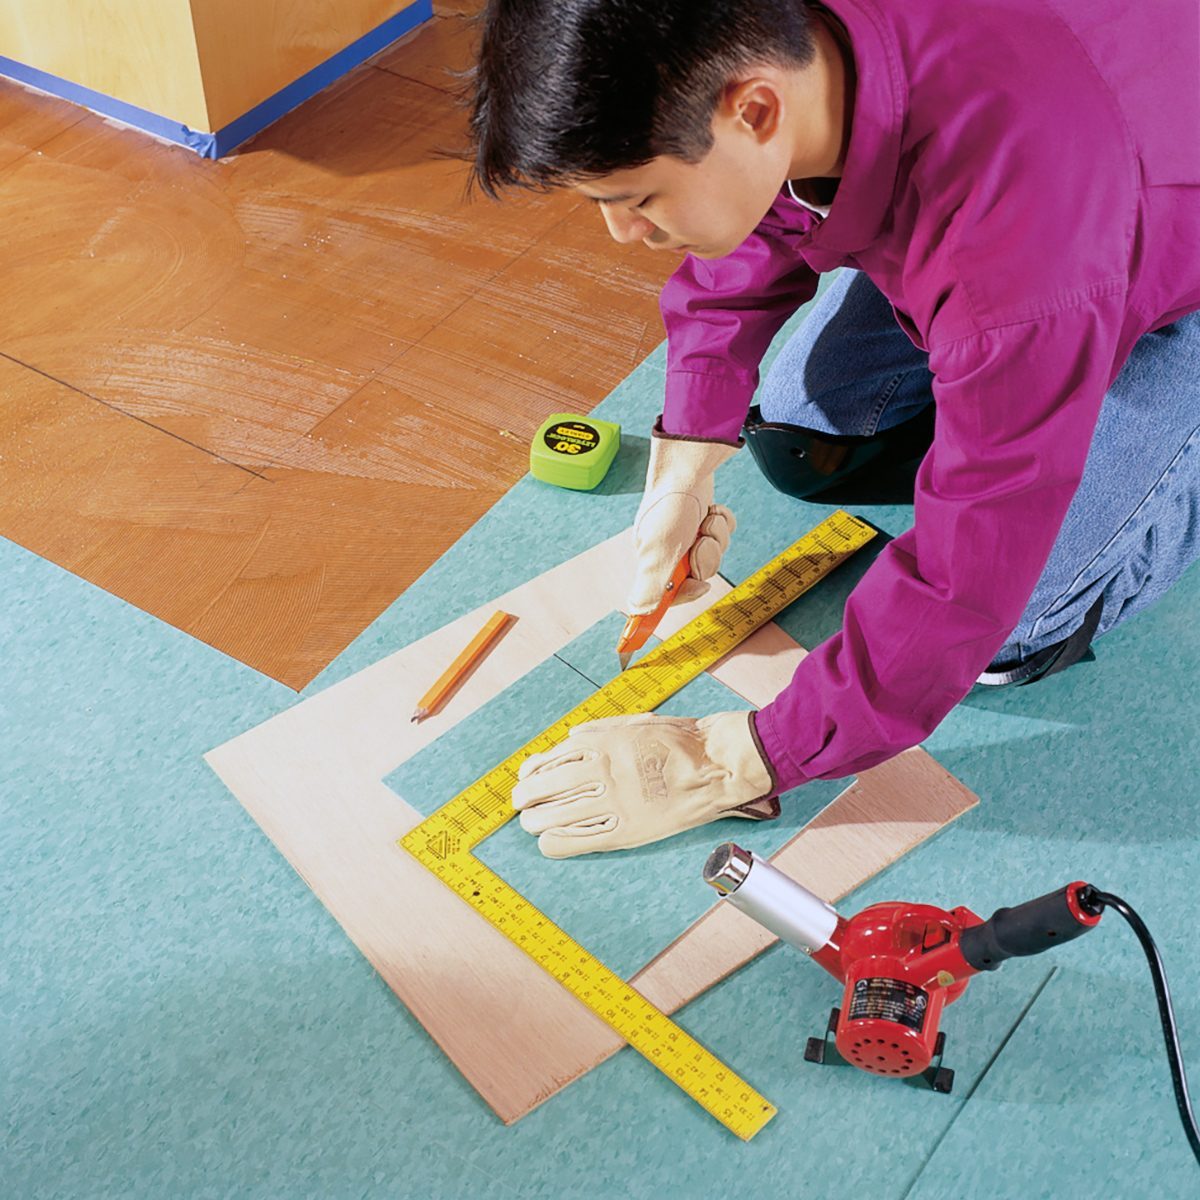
[804,1008,956,1093]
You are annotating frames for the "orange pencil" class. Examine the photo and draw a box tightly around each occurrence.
[410,610,514,723]
[616,553,692,670]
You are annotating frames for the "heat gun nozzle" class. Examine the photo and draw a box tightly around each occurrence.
[703,842,754,895]
[702,841,840,955]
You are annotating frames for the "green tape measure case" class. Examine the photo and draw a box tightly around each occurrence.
[530,413,621,490]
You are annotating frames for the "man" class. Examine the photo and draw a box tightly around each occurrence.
[466,0,1200,858]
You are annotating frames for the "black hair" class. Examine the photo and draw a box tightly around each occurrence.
[467,0,817,197]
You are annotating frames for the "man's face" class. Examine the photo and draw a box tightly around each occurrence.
[575,118,791,260]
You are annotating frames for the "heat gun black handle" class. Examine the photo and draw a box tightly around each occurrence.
[960,884,1101,971]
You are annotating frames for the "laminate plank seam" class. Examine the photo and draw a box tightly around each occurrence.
[16,108,111,170]
[243,195,594,448]
[304,201,595,436]
[373,12,473,95]
[0,348,271,480]
[373,63,465,98]
[395,200,586,340]
[0,143,54,176]
[896,967,1059,1200]
[166,287,411,466]
[0,86,90,158]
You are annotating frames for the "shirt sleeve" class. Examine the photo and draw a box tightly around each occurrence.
[754,294,1128,789]
[659,191,820,443]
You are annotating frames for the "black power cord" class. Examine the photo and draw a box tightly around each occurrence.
[1078,886,1200,1168]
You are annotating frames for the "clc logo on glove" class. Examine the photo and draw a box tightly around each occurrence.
[633,739,671,807]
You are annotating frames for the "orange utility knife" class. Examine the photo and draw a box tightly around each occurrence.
[616,553,692,670]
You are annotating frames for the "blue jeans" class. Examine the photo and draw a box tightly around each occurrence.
[759,269,1200,663]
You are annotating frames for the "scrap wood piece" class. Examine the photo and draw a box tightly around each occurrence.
[206,533,641,1124]
[508,747,977,1117]
[205,527,977,1124]
[630,749,977,1013]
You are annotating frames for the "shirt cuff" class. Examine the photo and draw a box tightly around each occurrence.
[751,700,820,794]
[662,369,757,443]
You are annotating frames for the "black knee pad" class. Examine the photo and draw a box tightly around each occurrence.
[742,403,935,504]
[975,594,1105,688]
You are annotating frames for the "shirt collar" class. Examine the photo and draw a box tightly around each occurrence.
[801,0,906,262]
[787,178,833,216]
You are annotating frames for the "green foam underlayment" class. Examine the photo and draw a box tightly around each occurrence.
[4,278,1199,1198]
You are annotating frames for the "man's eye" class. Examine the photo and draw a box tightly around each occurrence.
[635,197,653,210]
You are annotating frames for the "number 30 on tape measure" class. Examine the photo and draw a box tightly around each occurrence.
[402,511,877,1138]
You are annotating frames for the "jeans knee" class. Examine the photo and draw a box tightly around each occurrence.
[760,354,931,437]
[758,272,932,435]
[759,334,846,432]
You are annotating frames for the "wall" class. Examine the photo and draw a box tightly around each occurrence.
[0,0,423,137]
[189,0,410,131]
[0,0,209,129]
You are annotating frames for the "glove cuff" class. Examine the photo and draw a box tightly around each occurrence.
[699,711,780,819]
[644,416,741,494]
[652,415,744,448]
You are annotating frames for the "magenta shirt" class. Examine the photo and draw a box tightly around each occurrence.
[660,0,1200,791]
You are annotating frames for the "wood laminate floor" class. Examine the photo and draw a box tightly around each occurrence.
[0,2,671,688]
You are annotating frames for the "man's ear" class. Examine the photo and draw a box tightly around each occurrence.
[718,77,785,143]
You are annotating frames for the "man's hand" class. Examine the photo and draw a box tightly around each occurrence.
[628,425,739,615]
[511,711,779,858]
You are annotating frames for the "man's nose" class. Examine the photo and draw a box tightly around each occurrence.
[600,204,655,245]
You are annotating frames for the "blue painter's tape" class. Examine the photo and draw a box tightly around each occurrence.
[0,0,433,160]
[0,53,218,156]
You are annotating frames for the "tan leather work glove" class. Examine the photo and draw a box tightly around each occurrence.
[511,711,780,858]
[627,424,739,615]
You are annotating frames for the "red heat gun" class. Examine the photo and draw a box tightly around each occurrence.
[701,845,1200,1167]
[703,843,1117,1092]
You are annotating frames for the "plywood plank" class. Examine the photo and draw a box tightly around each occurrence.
[205,530,977,1122]
[0,76,87,170]
[0,55,670,687]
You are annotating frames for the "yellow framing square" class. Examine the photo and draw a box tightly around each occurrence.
[206,527,978,1124]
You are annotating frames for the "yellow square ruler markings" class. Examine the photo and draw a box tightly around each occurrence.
[401,511,877,1139]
